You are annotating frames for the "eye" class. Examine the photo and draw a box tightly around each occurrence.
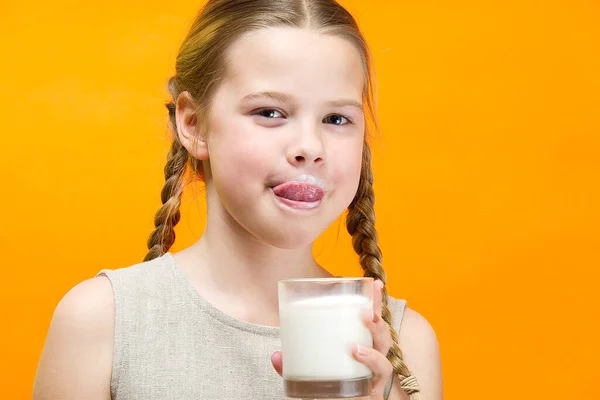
[255,109,285,119]
[323,114,351,125]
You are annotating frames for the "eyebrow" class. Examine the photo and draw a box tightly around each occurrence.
[241,91,363,111]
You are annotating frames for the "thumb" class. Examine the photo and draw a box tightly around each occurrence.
[271,351,283,377]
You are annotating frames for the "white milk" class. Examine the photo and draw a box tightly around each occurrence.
[279,294,373,380]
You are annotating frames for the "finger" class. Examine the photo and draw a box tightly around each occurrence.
[352,344,394,396]
[373,279,383,318]
[362,309,392,356]
[271,351,283,377]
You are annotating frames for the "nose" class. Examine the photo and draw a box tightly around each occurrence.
[287,123,325,167]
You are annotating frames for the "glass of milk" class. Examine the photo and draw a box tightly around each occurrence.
[278,277,374,398]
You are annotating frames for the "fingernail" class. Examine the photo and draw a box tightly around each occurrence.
[355,344,367,357]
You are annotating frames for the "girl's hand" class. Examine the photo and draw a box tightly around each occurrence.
[351,279,394,398]
[271,279,395,399]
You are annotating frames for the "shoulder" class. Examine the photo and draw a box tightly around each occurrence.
[386,297,438,354]
[55,276,115,323]
[394,306,444,400]
[400,307,441,369]
[98,254,172,289]
[400,307,438,345]
[34,276,114,399]
[34,255,175,398]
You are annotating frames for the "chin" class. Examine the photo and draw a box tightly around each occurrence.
[253,224,323,250]
[227,194,348,249]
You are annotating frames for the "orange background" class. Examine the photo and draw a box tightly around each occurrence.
[1,0,599,398]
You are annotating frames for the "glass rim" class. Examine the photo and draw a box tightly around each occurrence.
[278,277,373,284]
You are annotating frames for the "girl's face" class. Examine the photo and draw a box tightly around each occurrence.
[205,27,365,248]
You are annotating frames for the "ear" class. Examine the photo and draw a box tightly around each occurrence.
[175,91,209,160]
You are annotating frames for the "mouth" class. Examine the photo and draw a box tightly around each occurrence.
[270,180,326,210]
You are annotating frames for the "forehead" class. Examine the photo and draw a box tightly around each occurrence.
[221,27,365,102]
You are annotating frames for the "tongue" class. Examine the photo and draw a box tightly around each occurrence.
[273,182,324,202]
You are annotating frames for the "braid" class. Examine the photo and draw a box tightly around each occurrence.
[346,143,422,399]
[143,100,188,262]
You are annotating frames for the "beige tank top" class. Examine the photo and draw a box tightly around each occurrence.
[97,253,407,399]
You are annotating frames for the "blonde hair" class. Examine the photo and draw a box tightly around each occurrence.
[144,0,421,397]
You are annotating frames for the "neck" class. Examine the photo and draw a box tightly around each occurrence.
[198,216,327,291]
[174,190,332,325]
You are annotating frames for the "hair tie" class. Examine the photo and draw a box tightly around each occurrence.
[399,375,420,395]
[166,102,176,118]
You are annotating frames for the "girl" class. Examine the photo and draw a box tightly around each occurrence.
[34,1,442,399]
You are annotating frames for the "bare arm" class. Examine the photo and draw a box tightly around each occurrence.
[389,307,443,400]
[33,276,115,400]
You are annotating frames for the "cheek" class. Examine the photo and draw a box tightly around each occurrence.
[329,137,364,194]
[207,119,276,183]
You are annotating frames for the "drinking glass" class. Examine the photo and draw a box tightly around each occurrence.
[278,277,374,398]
